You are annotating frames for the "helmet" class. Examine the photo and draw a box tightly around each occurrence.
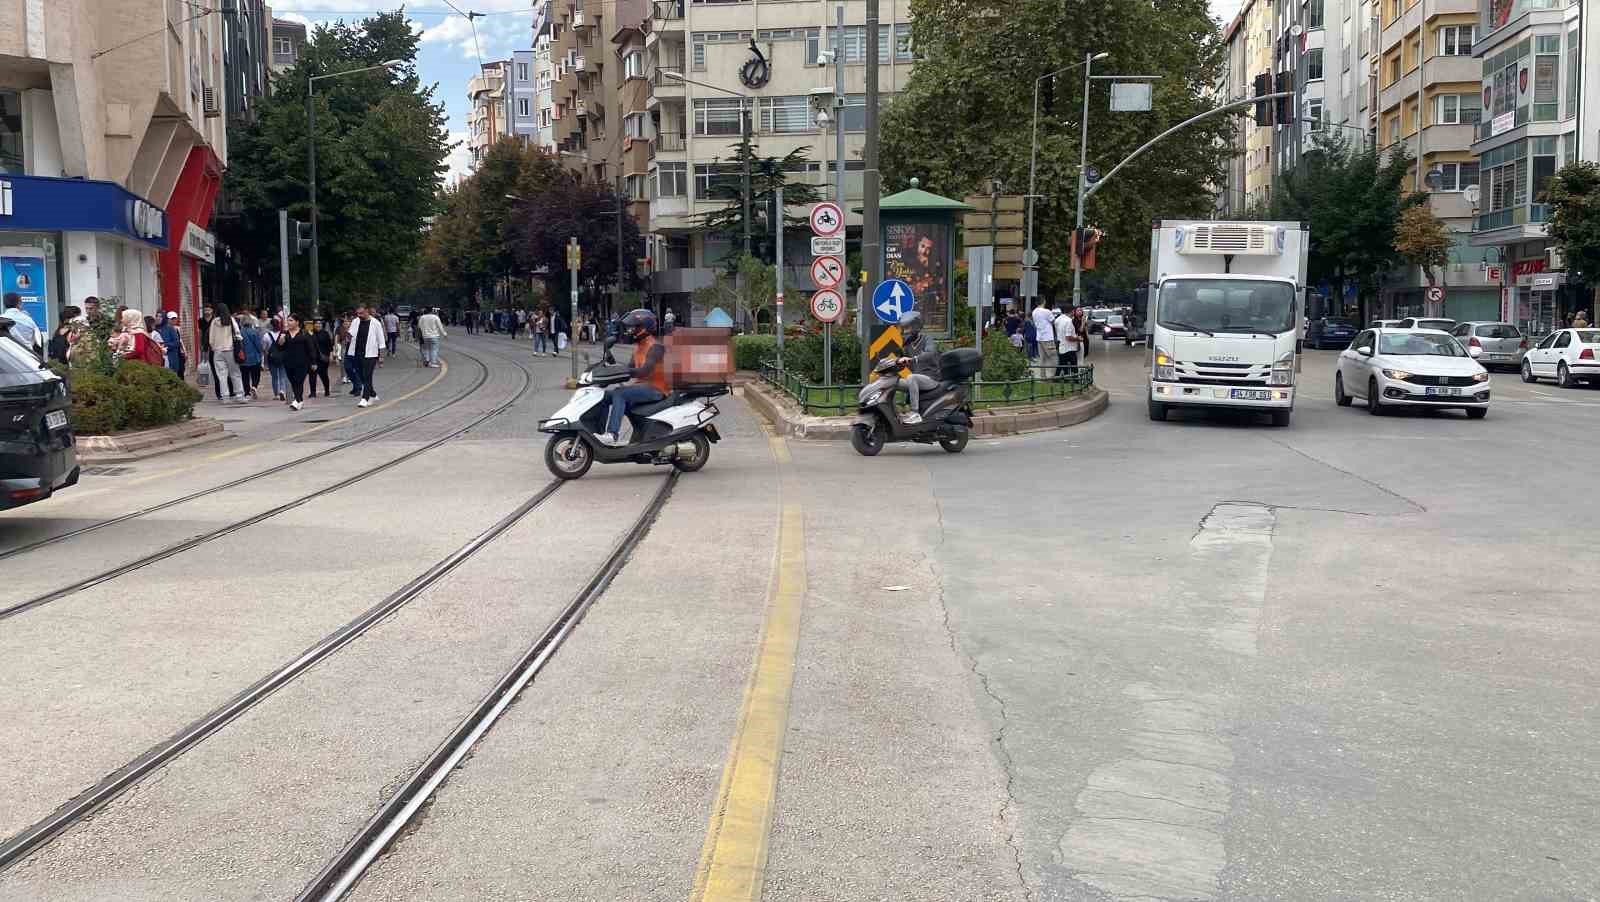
[621,308,657,340]
[900,310,923,342]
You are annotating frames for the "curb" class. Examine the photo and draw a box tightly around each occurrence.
[76,417,228,463]
[739,380,1109,441]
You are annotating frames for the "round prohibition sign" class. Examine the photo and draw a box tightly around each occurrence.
[809,202,844,237]
[811,255,845,289]
[811,289,845,323]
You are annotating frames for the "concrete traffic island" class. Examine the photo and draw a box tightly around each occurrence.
[738,374,1109,440]
[75,417,227,463]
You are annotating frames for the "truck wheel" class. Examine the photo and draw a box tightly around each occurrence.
[1269,409,1292,427]
[1148,398,1169,421]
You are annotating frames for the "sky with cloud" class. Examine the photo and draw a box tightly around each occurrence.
[269,1,1238,188]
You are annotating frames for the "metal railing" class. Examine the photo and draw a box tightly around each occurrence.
[758,362,1095,417]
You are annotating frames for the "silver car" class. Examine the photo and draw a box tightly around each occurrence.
[1451,321,1526,369]
[1397,316,1458,332]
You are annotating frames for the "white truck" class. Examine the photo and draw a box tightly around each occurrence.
[1145,220,1309,427]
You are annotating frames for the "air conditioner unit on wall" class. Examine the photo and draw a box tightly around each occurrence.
[203,86,221,118]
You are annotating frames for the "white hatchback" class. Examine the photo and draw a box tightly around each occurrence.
[1520,328,1600,387]
[1334,328,1490,418]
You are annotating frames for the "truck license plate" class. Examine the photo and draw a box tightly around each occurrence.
[1229,389,1271,400]
[44,410,68,430]
[1425,387,1460,397]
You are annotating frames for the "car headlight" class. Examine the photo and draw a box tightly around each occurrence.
[1472,371,1489,382]
[1381,369,1413,381]
[1153,347,1176,382]
[1269,351,1295,386]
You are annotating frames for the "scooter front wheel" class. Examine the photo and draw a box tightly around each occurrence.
[545,432,594,480]
[850,418,886,457]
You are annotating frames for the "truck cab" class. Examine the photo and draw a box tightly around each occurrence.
[1146,220,1308,427]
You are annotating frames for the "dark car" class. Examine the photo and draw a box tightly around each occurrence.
[0,322,78,511]
[1101,314,1128,340]
[1307,316,1359,350]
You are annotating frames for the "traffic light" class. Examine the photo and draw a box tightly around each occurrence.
[292,219,313,255]
[1253,73,1272,126]
[1041,74,1056,114]
[1274,71,1294,126]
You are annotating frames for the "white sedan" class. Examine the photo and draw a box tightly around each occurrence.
[1520,328,1600,387]
[1334,328,1490,418]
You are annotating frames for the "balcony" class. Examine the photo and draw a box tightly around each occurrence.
[575,55,587,71]
[652,0,684,22]
[652,132,687,153]
[576,99,588,117]
[1476,203,1549,232]
[573,9,587,28]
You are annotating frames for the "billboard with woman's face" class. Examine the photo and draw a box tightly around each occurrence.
[884,222,950,333]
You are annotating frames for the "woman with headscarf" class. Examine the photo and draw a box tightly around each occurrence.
[207,303,246,402]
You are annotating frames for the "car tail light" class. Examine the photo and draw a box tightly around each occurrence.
[1582,348,1596,360]
[1470,336,1482,348]
[1520,338,1529,350]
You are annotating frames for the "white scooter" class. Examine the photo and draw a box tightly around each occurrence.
[538,358,726,480]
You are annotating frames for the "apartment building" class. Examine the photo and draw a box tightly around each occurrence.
[0,0,228,352]
[510,50,540,144]
[545,0,645,189]
[468,60,511,167]
[1468,0,1600,332]
[1242,0,1277,206]
[271,17,307,77]
[1215,11,1251,218]
[532,0,557,149]
[639,0,917,311]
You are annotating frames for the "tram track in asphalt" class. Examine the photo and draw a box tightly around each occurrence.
[0,348,492,565]
[296,472,679,902]
[0,343,538,623]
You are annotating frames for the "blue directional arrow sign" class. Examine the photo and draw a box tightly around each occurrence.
[872,278,915,324]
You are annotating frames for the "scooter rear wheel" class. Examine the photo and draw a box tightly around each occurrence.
[938,430,970,453]
[545,432,594,480]
[850,418,886,457]
[671,432,712,472]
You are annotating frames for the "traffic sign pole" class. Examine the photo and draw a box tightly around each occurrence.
[776,186,784,370]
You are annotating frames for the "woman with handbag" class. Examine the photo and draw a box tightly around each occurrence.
[207,303,247,403]
[307,320,333,398]
[275,315,318,411]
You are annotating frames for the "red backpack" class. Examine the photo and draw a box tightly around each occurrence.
[134,333,165,367]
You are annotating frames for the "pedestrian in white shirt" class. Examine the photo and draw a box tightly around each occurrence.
[416,308,447,368]
[1030,298,1057,378]
[383,309,400,356]
[1053,305,1079,374]
[348,305,386,406]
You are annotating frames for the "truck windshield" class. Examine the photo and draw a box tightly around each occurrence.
[1158,280,1295,335]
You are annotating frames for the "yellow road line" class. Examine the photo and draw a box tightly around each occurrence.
[72,360,451,500]
[690,434,805,902]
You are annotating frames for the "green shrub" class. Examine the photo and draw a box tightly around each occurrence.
[980,329,1029,382]
[115,360,201,430]
[66,371,128,435]
[64,359,200,435]
[733,334,777,371]
[781,330,862,384]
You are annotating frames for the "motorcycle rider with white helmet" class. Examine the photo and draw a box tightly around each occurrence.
[895,311,941,425]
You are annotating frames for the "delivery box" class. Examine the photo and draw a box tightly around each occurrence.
[664,327,734,388]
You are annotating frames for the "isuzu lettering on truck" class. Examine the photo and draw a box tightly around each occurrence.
[1145,220,1309,427]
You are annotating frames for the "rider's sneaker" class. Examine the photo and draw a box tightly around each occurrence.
[597,432,626,446]
[902,412,923,425]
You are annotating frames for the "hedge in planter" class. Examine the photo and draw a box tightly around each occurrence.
[67,360,202,435]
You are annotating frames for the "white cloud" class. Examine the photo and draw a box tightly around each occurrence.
[1210,0,1245,24]
[442,131,474,187]
[275,11,314,27]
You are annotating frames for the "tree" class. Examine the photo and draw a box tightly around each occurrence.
[883,0,1234,297]
[1394,204,1452,291]
[1247,133,1421,323]
[506,176,646,317]
[221,11,451,312]
[1544,161,1600,309]
[697,134,825,268]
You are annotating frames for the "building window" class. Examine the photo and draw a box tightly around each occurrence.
[625,112,649,139]
[657,161,687,197]
[759,95,811,133]
[626,174,646,201]
[894,23,917,60]
[1533,35,1560,121]
[1387,114,1401,145]
[1387,54,1400,85]
[0,90,22,174]
[623,51,644,80]
[1306,98,1323,130]
[517,62,530,81]
[1435,93,1479,124]
[1532,135,1558,202]
[693,97,745,136]
[1436,161,1480,190]
[1308,0,1325,27]
[519,97,531,117]
[274,37,293,56]
[1307,48,1323,81]
[1437,25,1474,55]
[1407,36,1421,71]
[694,162,742,199]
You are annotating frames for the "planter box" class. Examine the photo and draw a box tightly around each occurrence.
[76,417,226,463]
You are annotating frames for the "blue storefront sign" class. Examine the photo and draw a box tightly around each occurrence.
[0,174,168,250]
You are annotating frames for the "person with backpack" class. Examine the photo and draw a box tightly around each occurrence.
[263,316,287,400]
[108,309,166,367]
[239,314,263,399]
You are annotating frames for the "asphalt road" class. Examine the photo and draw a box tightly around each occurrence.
[0,333,1593,901]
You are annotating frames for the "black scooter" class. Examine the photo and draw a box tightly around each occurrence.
[850,349,980,456]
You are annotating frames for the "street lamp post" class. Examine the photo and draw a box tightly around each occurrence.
[306,59,404,314]
[1025,52,1107,305]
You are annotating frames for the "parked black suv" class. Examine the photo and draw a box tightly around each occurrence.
[0,320,78,510]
